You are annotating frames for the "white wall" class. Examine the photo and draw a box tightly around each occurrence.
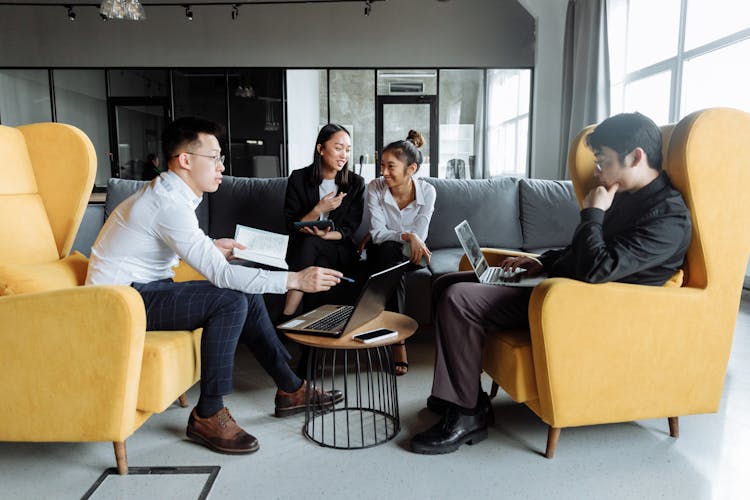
[286,70,320,173]
[518,0,568,180]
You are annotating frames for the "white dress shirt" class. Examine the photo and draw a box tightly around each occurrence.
[86,170,288,294]
[367,177,437,244]
[318,178,337,220]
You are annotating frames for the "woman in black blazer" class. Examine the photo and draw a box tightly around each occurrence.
[283,123,365,317]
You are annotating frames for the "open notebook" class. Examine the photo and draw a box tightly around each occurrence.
[232,224,289,269]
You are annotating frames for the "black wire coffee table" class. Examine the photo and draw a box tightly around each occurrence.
[284,312,418,449]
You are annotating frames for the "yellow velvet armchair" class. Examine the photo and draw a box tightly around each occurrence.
[460,107,750,458]
[0,123,201,474]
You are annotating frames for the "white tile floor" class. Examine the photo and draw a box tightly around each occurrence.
[3,292,750,500]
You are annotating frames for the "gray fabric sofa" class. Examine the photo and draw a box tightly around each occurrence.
[73,175,580,327]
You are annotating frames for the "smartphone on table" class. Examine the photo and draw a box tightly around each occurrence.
[352,328,398,344]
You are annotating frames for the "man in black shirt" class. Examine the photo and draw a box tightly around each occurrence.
[411,112,692,455]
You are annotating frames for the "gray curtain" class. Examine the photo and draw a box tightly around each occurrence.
[558,0,611,179]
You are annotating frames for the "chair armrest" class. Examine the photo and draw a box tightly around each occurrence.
[0,285,147,441]
[172,260,205,282]
[459,248,541,272]
[527,278,730,428]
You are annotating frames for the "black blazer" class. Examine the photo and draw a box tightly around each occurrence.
[284,165,366,242]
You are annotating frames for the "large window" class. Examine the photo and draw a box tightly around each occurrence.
[53,70,110,188]
[609,0,750,122]
[438,70,484,179]
[486,69,531,177]
[0,70,51,125]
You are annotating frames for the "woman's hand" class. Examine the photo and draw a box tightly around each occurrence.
[402,233,431,265]
[314,191,346,216]
[311,226,342,240]
[357,233,372,255]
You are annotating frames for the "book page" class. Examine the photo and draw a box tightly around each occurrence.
[233,224,289,269]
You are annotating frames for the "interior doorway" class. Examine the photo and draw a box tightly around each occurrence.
[376,95,438,178]
[108,97,169,180]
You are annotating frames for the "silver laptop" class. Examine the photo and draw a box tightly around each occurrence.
[277,261,410,338]
[454,220,546,287]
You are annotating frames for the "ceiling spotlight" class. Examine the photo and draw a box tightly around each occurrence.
[66,5,76,21]
[184,5,193,21]
[364,0,371,16]
[231,4,239,20]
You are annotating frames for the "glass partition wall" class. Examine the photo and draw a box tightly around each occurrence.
[0,67,533,192]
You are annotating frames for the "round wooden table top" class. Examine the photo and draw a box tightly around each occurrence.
[283,311,418,349]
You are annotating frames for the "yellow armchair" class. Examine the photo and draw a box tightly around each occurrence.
[0,123,201,474]
[463,108,750,458]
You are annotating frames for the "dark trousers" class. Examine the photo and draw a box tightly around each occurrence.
[367,240,409,312]
[287,235,358,377]
[133,279,302,397]
[287,234,356,272]
[430,272,533,409]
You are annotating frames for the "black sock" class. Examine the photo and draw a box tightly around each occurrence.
[458,404,479,416]
[196,394,224,418]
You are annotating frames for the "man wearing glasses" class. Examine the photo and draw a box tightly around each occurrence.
[87,117,344,455]
[410,112,692,455]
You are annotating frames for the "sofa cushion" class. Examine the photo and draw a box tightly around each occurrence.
[519,179,579,250]
[0,252,88,296]
[427,247,472,277]
[106,178,209,232]
[425,177,523,250]
[481,329,538,403]
[137,329,202,413]
[208,176,288,238]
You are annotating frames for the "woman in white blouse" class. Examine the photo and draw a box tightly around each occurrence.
[366,130,436,375]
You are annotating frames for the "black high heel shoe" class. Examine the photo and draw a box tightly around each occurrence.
[393,341,409,376]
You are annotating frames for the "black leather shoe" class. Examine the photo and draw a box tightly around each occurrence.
[426,392,495,426]
[410,406,488,454]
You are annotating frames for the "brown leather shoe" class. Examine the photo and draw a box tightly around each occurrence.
[186,407,259,455]
[274,381,344,417]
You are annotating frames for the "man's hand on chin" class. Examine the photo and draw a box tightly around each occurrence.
[583,183,619,211]
[287,266,343,292]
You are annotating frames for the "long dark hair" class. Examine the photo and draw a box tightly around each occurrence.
[310,123,352,191]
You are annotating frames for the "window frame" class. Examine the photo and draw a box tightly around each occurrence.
[610,0,750,122]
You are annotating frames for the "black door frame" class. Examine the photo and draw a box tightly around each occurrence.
[107,96,170,179]
[375,94,438,178]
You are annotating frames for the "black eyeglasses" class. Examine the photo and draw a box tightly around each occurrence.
[173,152,225,166]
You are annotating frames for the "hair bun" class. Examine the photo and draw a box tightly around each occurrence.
[406,129,425,149]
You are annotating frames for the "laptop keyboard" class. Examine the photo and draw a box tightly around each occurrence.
[485,266,524,283]
[304,306,355,332]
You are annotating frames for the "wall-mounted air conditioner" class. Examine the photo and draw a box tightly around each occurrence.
[389,82,424,94]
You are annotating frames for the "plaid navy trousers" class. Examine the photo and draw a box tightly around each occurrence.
[132,279,301,397]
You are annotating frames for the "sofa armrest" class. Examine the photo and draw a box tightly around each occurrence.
[458,248,541,272]
[0,285,147,442]
[527,278,729,428]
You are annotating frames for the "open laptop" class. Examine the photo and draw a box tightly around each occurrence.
[277,261,410,338]
[454,220,546,288]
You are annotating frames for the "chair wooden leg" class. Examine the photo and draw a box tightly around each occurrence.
[178,393,188,408]
[489,382,499,399]
[668,417,679,438]
[113,441,128,475]
[545,426,561,459]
